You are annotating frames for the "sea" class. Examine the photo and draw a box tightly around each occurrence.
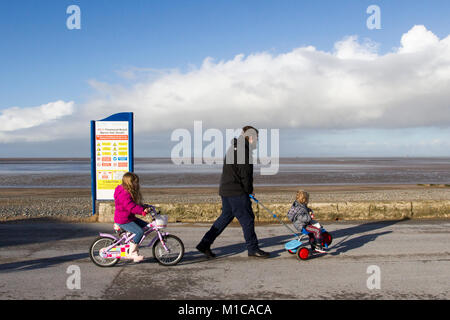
[0,157,449,188]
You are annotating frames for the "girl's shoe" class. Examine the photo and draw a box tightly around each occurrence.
[128,243,144,262]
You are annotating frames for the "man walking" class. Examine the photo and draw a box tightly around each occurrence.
[196,126,270,259]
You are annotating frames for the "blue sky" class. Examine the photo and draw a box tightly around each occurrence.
[1,0,450,157]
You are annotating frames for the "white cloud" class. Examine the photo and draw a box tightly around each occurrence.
[398,25,440,54]
[333,35,379,60]
[0,100,75,143]
[2,25,450,146]
[0,100,74,132]
[82,25,450,133]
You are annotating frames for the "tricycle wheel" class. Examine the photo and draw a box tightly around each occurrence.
[288,249,296,254]
[322,232,332,247]
[297,247,309,260]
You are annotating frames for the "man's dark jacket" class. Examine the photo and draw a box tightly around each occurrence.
[219,135,254,197]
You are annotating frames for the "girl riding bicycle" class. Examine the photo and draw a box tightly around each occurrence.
[114,172,152,262]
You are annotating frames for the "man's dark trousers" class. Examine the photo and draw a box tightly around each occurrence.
[200,194,259,253]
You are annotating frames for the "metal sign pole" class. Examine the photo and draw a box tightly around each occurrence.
[90,120,96,215]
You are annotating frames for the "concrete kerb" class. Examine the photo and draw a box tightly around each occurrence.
[98,200,450,223]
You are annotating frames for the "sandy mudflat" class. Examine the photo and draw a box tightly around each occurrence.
[1,184,450,221]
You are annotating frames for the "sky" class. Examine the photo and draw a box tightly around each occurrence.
[1,0,450,157]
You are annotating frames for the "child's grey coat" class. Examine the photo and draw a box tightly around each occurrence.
[287,200,312,231]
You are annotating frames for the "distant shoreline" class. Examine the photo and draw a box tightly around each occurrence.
[1,182,450,189]
[1,156,450,161]
[1,157,449,188]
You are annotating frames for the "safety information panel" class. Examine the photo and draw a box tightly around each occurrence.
[95,121,130,200]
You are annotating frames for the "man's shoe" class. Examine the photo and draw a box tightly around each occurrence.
[196,243,216,258]
[248,249,270,259]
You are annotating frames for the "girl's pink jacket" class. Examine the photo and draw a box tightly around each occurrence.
[113,184,145,224]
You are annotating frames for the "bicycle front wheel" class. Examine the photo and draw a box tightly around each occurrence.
[152,234,184,266]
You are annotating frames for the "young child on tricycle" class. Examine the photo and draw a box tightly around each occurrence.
[287,190,328,253]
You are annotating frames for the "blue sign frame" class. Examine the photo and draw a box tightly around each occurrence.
[90,112,134,215]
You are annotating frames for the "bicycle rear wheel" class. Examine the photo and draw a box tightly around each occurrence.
[152,234,184,266]
[89,236,120,267]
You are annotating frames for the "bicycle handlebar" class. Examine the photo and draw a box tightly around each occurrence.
[144,204,161,218]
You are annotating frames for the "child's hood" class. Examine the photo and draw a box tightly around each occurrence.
[293,200,307,208]
[292,200,311,214]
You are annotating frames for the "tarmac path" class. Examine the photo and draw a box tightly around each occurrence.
[0,219,449,300]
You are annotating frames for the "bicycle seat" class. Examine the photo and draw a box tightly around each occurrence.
[113,223,125,234]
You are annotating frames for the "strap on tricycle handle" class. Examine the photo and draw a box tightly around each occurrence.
[249,194,301,239]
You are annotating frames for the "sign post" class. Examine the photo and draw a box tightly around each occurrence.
[90,112,134,215]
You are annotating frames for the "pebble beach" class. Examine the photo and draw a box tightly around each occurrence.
[1,184,450,221]
[1,157,449,221]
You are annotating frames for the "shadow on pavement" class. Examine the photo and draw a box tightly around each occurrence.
[0,253,89,273]
[179,234,295,265]
[0,218,108,248]
[330,231,392,256]
[0,218,408,267]
[179,219,407,263]
[176,234,294,265]
[326,219,406,255]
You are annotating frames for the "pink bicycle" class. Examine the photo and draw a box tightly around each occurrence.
[89,211,184,267]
